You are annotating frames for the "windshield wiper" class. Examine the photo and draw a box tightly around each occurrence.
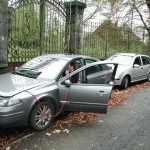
[13,68,42,78]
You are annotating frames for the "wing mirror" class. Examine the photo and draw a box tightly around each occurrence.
[133,64,140,68]
[64,79,72,87]
[109,80,114,85]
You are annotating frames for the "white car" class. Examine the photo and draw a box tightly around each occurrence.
[107,53,150,89]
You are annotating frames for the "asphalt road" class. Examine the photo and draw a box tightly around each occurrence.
[9,86,150,150]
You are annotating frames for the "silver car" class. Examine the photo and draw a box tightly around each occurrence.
[107,53,150,89]
[0,54,117,131]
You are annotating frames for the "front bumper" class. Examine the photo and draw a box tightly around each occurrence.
[114,79,122,85]
[0,103,29,128]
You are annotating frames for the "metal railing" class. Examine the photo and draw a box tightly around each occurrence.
[8,0,67,62]
[8,0,146,62]
[83,21,145,59]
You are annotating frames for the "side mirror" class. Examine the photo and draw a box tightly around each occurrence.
[133,64,140,68]
[64,79,72,87]
[109,80,114,85]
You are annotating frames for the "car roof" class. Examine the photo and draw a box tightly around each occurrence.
[36,54,99,61]
[114,53,149,57]
[115,53,138,57]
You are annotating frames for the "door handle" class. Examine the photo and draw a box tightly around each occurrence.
[97,91,108,96]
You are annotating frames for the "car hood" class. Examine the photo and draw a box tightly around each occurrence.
[0,73,51,97]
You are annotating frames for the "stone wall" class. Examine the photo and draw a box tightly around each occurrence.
[0,0,8,74]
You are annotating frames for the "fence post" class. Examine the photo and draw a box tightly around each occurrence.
[64,1,87,54]
[127,30,130,52]
[39,0,45,55]
[105,27,108,58]
[0,0,8,74]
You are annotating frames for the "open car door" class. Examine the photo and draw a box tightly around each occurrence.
[58,61,118,114]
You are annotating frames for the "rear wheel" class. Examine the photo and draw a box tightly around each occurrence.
[121,76,129,89]
[29,101,54,131]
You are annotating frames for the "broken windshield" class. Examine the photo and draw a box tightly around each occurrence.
[14,56,67,79]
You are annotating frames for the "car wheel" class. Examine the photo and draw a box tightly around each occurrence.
[121,76,129,89]
[147,73,150,82]
[29,101,54,131]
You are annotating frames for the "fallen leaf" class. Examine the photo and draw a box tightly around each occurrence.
[62,129,70,134]
[52,129,61,134]
[46,133,52,137]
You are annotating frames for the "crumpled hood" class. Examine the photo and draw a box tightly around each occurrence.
[0,73,50,97]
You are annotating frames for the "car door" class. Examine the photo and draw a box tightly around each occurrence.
[58,61,118,114]
[141,56,150,79]
[131,56,143,82]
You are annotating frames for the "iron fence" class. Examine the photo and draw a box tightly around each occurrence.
[83,21,146,59]
[8,0,146,62]
[8,0,67,62]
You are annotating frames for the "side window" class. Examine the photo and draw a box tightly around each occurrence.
[141,56,150,65]
[101,64,112,71]
[134,57,142,66]
[84,59,96,65]
[61,59,82,82]
[86,65,103,76]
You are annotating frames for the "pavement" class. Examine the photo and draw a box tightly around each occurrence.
[6,86,150,150]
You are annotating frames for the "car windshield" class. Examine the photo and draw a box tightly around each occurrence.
[108,55,133,66]
[14,56,67,79]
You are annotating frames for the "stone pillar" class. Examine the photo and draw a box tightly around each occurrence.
[64,1,86,54]
[0,0,8,74]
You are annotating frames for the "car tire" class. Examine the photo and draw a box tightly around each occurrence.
[147,73,150,82]
[29,101,54,131]
[121,76,129,89]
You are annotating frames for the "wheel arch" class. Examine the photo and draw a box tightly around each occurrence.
[125,74,131,83]
[28,95,59,125]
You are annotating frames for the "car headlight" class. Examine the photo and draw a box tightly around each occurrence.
[0,97,22,107]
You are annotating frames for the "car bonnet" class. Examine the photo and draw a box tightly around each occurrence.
[0,72,50,97]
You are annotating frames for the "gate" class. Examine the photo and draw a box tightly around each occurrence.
[8,0,66,62]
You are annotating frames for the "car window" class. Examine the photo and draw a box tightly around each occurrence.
[101,64,112,71]
[133,57,142,66]
[62,63,116,84]
[61,59,82,79]
[86,64,103,76]
[141,56,150,65]
[84,59,97,65]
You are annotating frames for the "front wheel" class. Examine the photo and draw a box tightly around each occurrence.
[121,76,129,89]
[29,101,54,131]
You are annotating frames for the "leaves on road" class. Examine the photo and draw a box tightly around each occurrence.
[109,82,150,107]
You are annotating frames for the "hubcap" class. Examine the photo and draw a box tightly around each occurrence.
[35,105,51,127]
